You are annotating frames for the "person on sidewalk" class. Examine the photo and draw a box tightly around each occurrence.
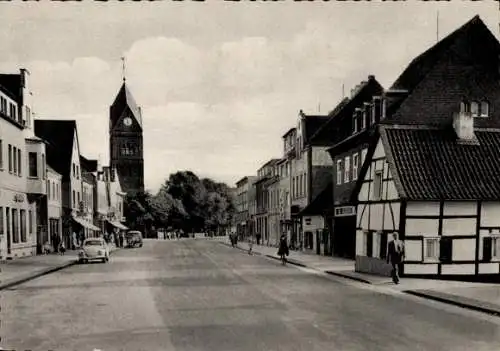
[248,237,253,255]
[387,232,405,284]
[277,234,289,265]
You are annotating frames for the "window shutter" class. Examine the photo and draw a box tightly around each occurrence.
[367,231,373,257]
[483,237,492,262]
[379,232,388,260]
[439,237,453,264]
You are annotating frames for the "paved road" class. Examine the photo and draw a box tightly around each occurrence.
[2,239,500,351]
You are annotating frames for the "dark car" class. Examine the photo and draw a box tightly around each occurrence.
[125,231,143,248]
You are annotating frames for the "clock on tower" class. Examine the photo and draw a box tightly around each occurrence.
[123,117,132,127]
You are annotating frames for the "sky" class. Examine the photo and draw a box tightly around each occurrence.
[0,1,498,193]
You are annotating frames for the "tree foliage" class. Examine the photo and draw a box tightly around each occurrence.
[124,171,235,236]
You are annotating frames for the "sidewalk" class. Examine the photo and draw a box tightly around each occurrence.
[223,239,500,316]
[0,244,120,290]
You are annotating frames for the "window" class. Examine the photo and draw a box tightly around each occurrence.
[6,207,10,241]
[28,210,32,234]
[72,163,75,177]
[20,209,26,242]
[364,230,373,257]
[373,170,383,200]
[8,144,12,173]
[28,152,38,177]
[371,103,377,124]
[352,153,359,180]
[17,148,21,176]
[72,190,76,208]
[379,232,388,260]
[424,237,440,261]
[439,237,453,263]
[52,183,55,200]
[492,237,500,259]
[0,207,3,236]
[344,156,350,183]
[483,236,500,261]
[0,96,6,114]
[12,209,18,244]
[12,147,17,174]
[353,113,359,133]
[382,99,387,119]
[470,101,479,117]
[460,100,470,113]
[361,109,367,130]
[9,103,16,121]
[299,174,303,196]
[480,100,489,117]
[336,160,343,185]
[42,154,46,179]
[0,140,3,170]
[47,180,51,199]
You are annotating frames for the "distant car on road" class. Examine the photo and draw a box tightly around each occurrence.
[78,238,110,264]
[125,230,143,248]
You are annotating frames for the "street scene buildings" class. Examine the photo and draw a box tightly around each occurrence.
[233,15,500,280]
[0,71,144,259]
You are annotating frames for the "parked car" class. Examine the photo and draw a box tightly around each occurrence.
[125,231,143,248]
[78,238,110,263]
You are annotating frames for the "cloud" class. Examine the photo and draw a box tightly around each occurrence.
[2,3,498,194]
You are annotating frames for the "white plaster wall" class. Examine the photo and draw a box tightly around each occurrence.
[1,117,30,192]
[357,204,368,228]
[406,201,440,216]
[361,148,368,166]
[369,204,383,230]
[382,203,400,231]
[443,202,476,216]
[451,238,476,261]
[480,202,500,227]
[373,138,385,159]
[405,240,422,261]
[312,147,333,166]
[441,264,475,275]
[404,264,438,275]
[358,183,369,202]
[356,230,364,255]
[406,219,439,236]
[385,181,398,200]
[442,218,476,236]
[478,263,499,274]
[70,130,82,211]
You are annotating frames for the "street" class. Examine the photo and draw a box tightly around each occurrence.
[2,239,500,351]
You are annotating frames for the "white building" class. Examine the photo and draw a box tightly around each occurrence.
[46,165,62,247]
[0,68,45,259]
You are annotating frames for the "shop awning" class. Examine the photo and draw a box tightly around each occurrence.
[107,220,128,231]
[72,214,101,231]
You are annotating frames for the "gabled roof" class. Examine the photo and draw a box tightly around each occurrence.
[301,113,330,145]
[80,155,98,173]
[0,74,21,101]
[379,125,500,200]
[282,127,296,139]
[299,181,333,216]
[34,119,77,180]
[310,76,384,146]
[385,15,500,127]
[110,82,142,128]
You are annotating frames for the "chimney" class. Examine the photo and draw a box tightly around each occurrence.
[368,74,375,81]
[453,111,478,144]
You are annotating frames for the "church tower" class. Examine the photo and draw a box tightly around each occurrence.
[109,80,145,196]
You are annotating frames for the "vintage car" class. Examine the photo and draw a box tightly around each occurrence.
[78,238,110,263]
[125,231,143,248]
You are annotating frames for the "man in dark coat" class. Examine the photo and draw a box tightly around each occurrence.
[277,234,289,265]
[387,232,405,284]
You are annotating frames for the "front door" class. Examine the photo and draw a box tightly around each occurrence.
[316,230,321,255]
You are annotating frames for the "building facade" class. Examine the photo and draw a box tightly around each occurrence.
[0,68,42,259]
[234,176,256,239]
[323,76,384,259]
[355,15,500,278]
[109,81,145,196]
[46,166,62,248]
[254,159,279,244]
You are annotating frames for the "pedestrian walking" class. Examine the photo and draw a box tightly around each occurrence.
[277,234,289,265]
[248,237,253,255]
[59,241,66,255]
[387,232,405,284]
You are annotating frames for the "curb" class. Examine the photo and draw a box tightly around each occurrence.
[325,271,373,284]
[0,260,78,291]
[404,290,500,317]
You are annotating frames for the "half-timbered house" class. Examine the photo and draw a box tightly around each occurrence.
[355,15,500,278]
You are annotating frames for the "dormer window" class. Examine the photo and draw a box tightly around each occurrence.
[470,101,479,117]
[480,100,490,117]
[460,100,470,113]
[353,112,359,133]
[361,108,367,130]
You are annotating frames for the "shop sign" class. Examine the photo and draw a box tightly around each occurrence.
[334,206,356,217]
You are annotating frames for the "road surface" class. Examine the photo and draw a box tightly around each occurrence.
[2,239,500,351]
